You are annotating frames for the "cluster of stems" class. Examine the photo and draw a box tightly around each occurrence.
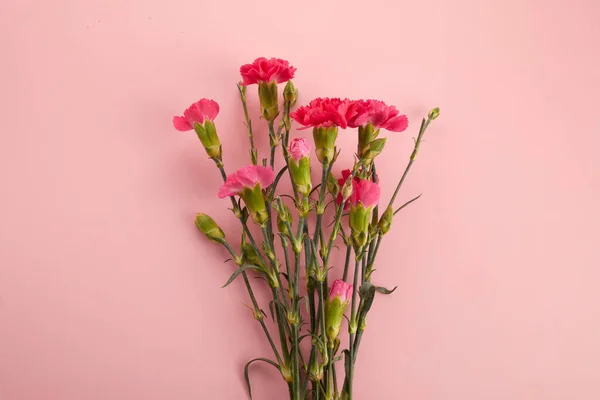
[199,83,438,400]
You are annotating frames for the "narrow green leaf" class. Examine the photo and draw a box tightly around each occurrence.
[359,282,377,315]
[376,285,398,295]
[393,193,422,215]
[222,264,261,288]
[244,357,280,399]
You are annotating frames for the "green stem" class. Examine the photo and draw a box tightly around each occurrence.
[347,253,362,399]
[387,117,431,209]
[313,162,331,247]
[269,121,277,169]
[237,83,257,165]
[342,245,352,281]
[222,242,282,365]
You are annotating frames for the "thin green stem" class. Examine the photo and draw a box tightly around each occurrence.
[313,162,331,247]
[347,252,362,399]
[269,121,277,169]
[222,242,282,365]
[387,117,431,209]
[342,245,352,281]
[237,83,257,165]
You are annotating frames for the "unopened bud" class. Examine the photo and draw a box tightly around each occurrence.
[428,107,440,120]
[341,178,353,201]
[194,213,225,242]
[362,138,387,161]
[378,206,393,235]
[283,81,298,107]
[327,172,339,196]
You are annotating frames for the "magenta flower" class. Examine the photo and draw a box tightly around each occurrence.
[217,165,275,198]
[173,99,220,131]
[337,169,380,209]
[348,99,408,132]
[291,97,357,130]
[329,279,353,303]
[288,137,311,161]
[240,57,296,86]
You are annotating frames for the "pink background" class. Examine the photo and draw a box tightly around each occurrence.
[1,0,600,399]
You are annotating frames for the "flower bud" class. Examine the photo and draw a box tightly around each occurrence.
[308,358,323,382]
[428,107,440,120]
[327,172,339,197]
[325,280,353,340]
[274,201,292,233]
[194,213,225,242]
[287,138,312,197]
[361,137,387,161]
[349,204,370,249]
[193,121,222,160]
[283,80,298,107]
[312,126,338,164]
[239,184,269,226]
[341,177,354,201]
[242,242,262,267]
[258,81,279,122]
[378,206,393,235]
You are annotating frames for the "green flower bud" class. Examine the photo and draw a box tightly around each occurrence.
[349,204,371,249]
[378,206,393,235]
[194,121,222,160]
[241,242,262,267]
[312,126,338,164]
[341,178,354,201]
[288,156,312,197]
[283,80,298,107]
[239,184,269,226]
[362,137,387,161]
[428,107,440,120]
[194,213,225,242]
[308,358,323,382]
[327,172,339,197]
[258,81,279,122]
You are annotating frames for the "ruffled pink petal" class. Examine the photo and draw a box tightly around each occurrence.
[173,116,192,131]
[183,103,205,126]
[356,179,380,208]
[217,176,245,198]
[198,99,220,122]
[382,114,408,132]
[255,165,275,188]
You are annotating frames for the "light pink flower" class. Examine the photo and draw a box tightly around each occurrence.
[240,57,296,86]
[173,99,220,131]
[217,165,275,199]
[288,137,310,161]
[291,97,357,129]
[337,169,380,208]
[348,99,408,132]
[329,279,353,303]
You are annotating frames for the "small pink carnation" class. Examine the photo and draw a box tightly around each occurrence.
[288,137,311,161]
[240,57,296,86]
[337,169,380,209]
[291,97,357,130]
[173,99,220,131]
[329,279,353,303]
[217,165,275,199]
[348,99,408,132]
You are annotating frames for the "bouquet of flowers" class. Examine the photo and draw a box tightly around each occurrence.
[172,57,439,400]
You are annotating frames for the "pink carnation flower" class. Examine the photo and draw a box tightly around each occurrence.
[288,137,311,161]
[217,165,275,199]
[173,99,220,131]
[240,57,296,86]
[329,279,353,303]
[348,99,408,132]
[337,169,380,208]
[291,97,357,130]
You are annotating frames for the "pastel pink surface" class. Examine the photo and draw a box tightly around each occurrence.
[1,1,600,400]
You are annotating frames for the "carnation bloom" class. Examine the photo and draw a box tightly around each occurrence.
[218,165,274,198]
[173,99,220,131]
[329,279,353,303]
[291,97,356,129]
[348,99,408,132]
[336,169,380,208]
[325,279,353,339]
[288,137,310,161]
[240,57,296,86]
[217,165,275,225]
[287,138,312,197]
